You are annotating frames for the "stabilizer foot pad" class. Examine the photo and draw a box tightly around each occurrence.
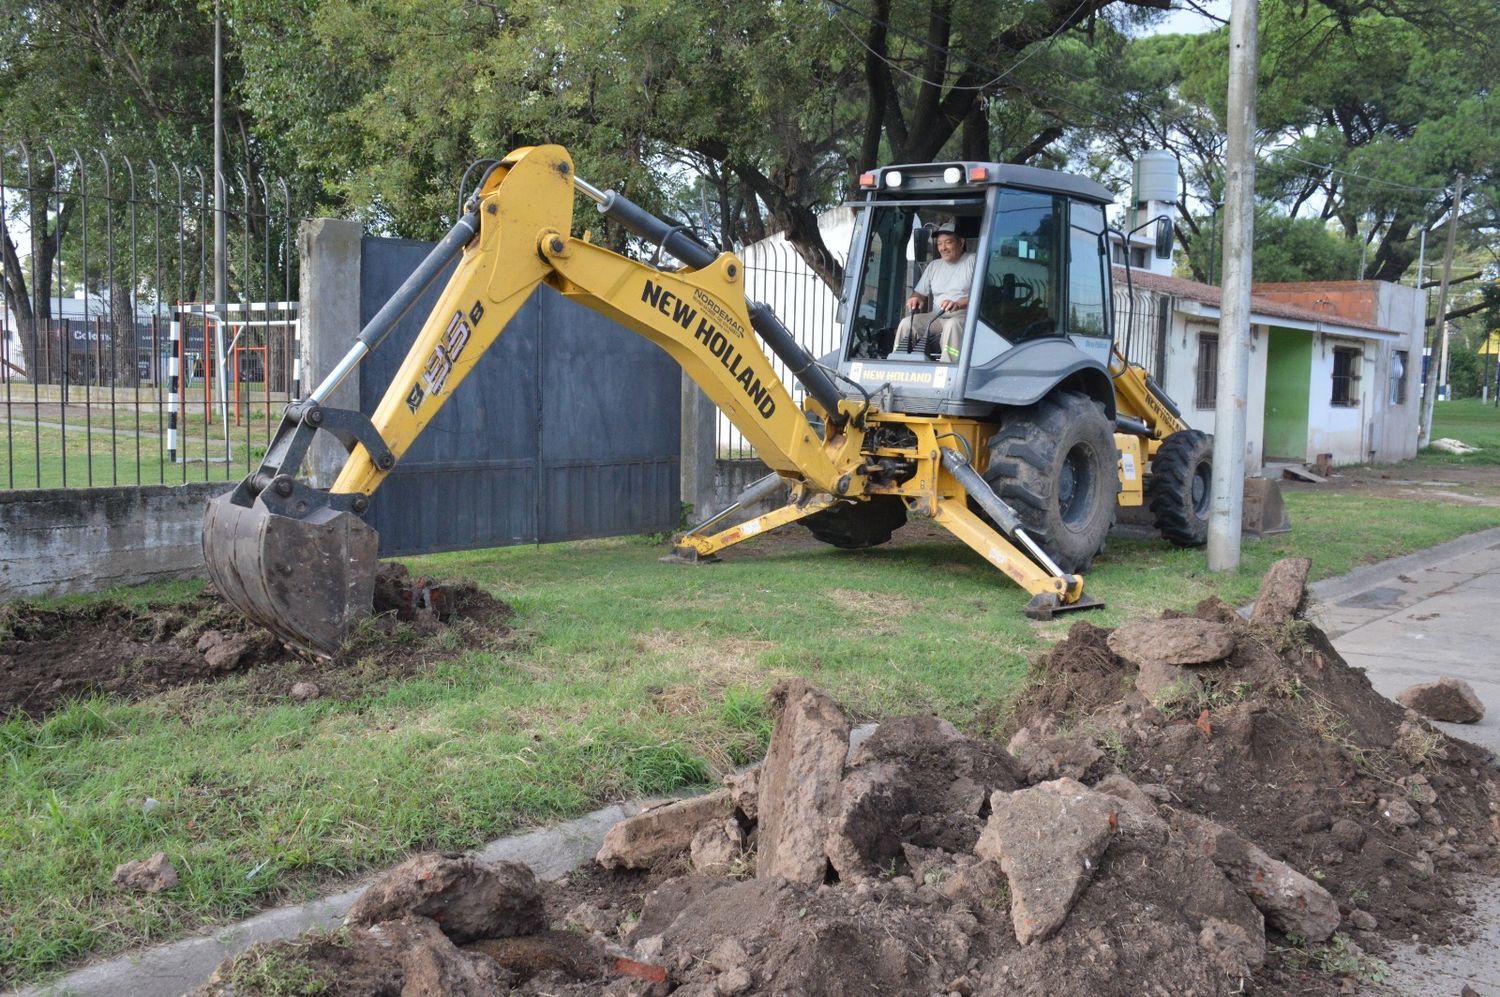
[1024,592,1106,620]
[659,546,722,566]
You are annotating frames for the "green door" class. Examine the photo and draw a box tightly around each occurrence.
[1263,327,1311,460]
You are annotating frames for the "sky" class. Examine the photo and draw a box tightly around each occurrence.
[1146,0,1231,36]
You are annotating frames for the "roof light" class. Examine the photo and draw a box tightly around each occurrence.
[858,171,877,188]
[942,167,963,184]
[968,166,989,183]
[885,170,903,188]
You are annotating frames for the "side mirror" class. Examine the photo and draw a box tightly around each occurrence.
[1154,216,1173,259]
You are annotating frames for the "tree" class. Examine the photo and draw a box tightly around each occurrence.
[236,0,1173,288]
[1092,0,1499,290]
[0,0,320,382]
[1180,209,1363,284]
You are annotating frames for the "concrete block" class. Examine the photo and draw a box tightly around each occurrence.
[297,218,364,488]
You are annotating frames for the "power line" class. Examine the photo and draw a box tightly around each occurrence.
[1262,149,1451,194]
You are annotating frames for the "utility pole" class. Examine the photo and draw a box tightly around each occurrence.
[1419,173,1464,449]
[1208,0,1257,572]
[213,0,231,457]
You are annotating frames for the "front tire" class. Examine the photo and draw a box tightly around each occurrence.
[801,496,908,549]
[1146,430,1213,547]
[978,390,1119,573]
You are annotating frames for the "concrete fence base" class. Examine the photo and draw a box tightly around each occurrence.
[0,482,229,599]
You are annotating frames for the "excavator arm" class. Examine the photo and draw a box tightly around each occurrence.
[206,144,1102,656]
[330,146,844,496]
[204,146,862,653]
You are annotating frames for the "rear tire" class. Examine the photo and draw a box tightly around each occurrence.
[979,390,1119,573]
[802,497,908,549]
[1146,429,1213,547]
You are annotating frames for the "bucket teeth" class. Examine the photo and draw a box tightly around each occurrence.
[203,492,379,656]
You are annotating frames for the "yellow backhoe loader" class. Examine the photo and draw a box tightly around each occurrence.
[204,145,1215,655]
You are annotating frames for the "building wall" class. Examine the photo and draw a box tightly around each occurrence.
[1303,334,1373,463]
[1157,317,1268,470]
[1251,281,1380,324]
[1372,283,1424,461]
[1252,280,1424,464]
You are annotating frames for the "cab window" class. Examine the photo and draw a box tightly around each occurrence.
[976,190,1060,348]
[1067,201,1108,338]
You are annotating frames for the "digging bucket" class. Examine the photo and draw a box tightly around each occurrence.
[203,490,379,656]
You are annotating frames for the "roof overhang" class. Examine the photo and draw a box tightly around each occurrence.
[1174,299,1402,344]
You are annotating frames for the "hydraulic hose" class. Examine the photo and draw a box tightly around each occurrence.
[576,177,846,424]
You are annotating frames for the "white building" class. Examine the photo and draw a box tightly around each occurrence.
[1114,270,1424,467]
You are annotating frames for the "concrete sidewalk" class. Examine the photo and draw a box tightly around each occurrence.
[1308,526,1500,996]
[1313,525,1500,756]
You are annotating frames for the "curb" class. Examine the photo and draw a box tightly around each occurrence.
[12,802,644,997]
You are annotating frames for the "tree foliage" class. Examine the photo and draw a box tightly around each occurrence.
[2,0,1495,309]
[1102,0,1499,287]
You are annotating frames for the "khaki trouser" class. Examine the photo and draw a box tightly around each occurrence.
[894,308,966,362]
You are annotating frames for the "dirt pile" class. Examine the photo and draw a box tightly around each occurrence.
[195,558,1500,996]
[0,562,512,717]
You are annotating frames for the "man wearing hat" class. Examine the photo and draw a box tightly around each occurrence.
[895,222,976,361]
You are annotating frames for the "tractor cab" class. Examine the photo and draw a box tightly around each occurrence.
[836,162,1117,418]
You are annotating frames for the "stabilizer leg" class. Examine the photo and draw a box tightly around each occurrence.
[931,445,1102,617]
[662,491,838,564]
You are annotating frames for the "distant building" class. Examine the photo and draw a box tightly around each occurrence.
[1,292,174,383]
[1115,271,1423,466]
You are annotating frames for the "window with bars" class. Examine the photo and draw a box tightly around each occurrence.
[1331,346,1361,406]
[1195,333,1219,409]
[1390,349,1409,405]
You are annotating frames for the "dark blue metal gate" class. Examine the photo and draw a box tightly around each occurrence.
[358,236,680,557]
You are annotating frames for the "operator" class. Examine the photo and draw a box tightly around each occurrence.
[895,223,976,362]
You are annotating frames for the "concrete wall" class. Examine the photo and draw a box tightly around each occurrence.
[1372,283,1423,462]
[0,482,227,598]
[1304,333,1372,463]
[714,458,788,516]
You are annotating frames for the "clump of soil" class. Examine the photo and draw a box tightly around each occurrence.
[0,562,513,718]
[1007,604,1499,946]
[195,559,1500,997]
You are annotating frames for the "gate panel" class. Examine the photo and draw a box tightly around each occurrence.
[537,291,681,542]
[357,236,679,556]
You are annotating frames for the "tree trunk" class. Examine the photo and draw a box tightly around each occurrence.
[110,280,142,388]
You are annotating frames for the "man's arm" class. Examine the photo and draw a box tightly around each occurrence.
[909,264,932,311]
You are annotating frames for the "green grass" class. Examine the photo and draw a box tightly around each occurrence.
[1413,397,1500,466]
[2,488,1498,987]
[1,385,280,489]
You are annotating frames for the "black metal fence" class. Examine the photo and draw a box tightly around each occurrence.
[1114,280,1169,381]
[0,143,299,490]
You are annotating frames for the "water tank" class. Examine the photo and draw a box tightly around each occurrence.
[1132,150,1179,205]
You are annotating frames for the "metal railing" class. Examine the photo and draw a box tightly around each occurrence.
[733,243,1173,460]
[733,239,845,457]
[1113,282,1169,381]
[0,144,299,490]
